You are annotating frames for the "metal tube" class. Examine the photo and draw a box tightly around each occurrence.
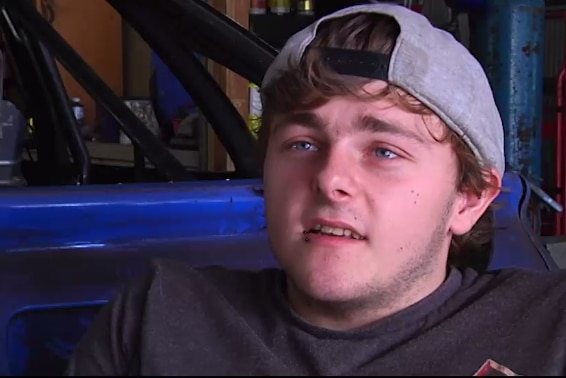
[9,0,195,182]
[469,0,545,184]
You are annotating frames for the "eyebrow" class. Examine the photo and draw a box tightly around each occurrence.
[272,112,426,144]
[272,112,325,134]
[357,115,426,144]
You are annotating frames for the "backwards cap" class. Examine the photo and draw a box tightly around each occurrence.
[262,3,505,176]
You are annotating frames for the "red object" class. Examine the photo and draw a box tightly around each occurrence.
[542,10,566,236]
[542,121,555,139]
[555,68,566,235]
[410,5,423,13]
[250,0,267,14]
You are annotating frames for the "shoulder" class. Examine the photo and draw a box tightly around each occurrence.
[97,258,281,318]
[66,259,281,375]
[489,267,566,290]
[149,258,281,291]
[141,258,283,309]
[462,267,566,306]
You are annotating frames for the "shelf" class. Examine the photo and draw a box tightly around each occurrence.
[24,141,202,170]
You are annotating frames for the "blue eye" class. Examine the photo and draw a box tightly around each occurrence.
[374,148,398,159]
[291,141,318,151]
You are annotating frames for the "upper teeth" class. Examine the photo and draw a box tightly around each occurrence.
[312,224,364,240]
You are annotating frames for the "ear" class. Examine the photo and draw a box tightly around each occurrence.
[449,168,502,236]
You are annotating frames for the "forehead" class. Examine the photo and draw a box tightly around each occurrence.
[272,89,447,144]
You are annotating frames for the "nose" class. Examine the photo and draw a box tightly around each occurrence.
[313,146,359,202]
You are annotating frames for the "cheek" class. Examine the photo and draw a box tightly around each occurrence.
[263,151,285,199]
[409,189,422,207]
[404,186,450,213]
[263,156,309,228]
[263,144,317,194]
[369,176,454,231]
[408,189,456,240]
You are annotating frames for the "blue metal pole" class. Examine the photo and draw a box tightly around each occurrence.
[468,0,545,183]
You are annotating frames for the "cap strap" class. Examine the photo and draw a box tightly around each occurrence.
[320,48,390,80]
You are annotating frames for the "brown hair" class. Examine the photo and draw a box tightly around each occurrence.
[259,13,498,269]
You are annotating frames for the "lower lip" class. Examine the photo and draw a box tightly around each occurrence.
[304,232,365,246]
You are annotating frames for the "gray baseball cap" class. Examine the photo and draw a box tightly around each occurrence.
[261,3,505,176]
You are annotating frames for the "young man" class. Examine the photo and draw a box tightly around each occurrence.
[66,3,566,376]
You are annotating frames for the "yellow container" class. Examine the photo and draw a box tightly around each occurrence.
[248,83,262,139]
[269,0,290,14]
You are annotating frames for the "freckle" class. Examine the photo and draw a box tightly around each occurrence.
[413,201,417,205]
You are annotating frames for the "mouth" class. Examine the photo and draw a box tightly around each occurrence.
[303,223,366,240]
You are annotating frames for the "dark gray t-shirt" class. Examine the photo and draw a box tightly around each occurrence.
[65,258,566,376]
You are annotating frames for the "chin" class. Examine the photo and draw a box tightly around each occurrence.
[288,264,368,303]
[305,285,359,303]
[274,237,378,299]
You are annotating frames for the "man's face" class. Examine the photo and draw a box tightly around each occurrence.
[263,81,495,311]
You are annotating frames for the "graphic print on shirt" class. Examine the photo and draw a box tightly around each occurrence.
[473,359,520,376]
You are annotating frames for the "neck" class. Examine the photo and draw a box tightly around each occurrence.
[285,267,449,331]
